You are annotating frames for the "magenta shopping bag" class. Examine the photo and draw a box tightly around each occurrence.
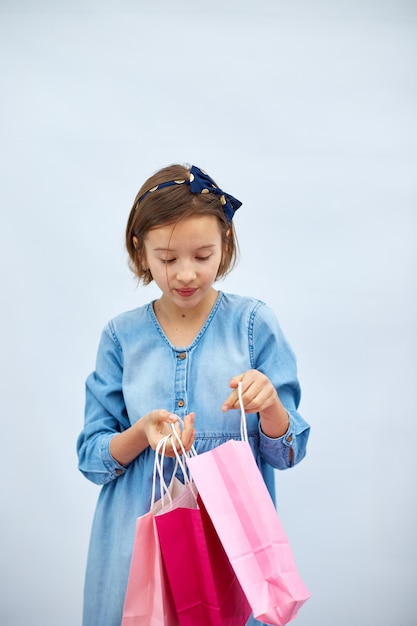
[155,434,251,626]
[187,385,311,626]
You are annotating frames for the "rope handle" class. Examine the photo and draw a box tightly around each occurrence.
[169,420,198,501]
[238,381,248,442]
[150,416,197,509]
[151,435,173,508]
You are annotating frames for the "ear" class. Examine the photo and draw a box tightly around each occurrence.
[222,228,231,261]
[133,236,145,259]
[133,236,146,268]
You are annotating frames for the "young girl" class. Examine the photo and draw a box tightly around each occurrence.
[77,163,310,626]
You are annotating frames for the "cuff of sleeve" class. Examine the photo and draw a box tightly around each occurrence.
[258,413,296,469]
[100,434,127,478]
[258,412,294,445]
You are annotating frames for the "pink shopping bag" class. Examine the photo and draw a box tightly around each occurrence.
[155,431,251,626]
[121,511,179,626]
[187,385,311,626]
[122,437,180,626]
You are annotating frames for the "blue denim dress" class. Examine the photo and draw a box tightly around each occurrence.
[77,292,310,626]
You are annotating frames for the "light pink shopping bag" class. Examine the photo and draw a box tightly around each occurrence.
[122,437,180,626]
[187,385,311,625]
[121,511,179,626]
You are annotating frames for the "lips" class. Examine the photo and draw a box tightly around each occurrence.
[176,288,197,298]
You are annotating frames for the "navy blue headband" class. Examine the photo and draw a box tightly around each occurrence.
[136,165,242,222]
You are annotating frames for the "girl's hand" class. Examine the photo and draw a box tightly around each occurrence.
[142,410,196,457]
[222,370,278,414]
[222,370,290,438]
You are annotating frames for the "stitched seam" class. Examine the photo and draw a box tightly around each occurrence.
[108,320,123,356]
[248,300,264,368]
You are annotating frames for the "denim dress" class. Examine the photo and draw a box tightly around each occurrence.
[77,291,310,626]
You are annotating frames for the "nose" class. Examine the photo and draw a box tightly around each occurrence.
[176,261,196,284]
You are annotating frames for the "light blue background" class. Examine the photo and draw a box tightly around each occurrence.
[1,1,416,625]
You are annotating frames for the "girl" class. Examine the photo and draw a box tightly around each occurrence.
[77,163,310,626]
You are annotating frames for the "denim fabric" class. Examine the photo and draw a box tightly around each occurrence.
[77,291,310,626]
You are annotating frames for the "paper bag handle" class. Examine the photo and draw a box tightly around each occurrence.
[238,381,248,443]
[169,421,198,501]
[151,435,173,508]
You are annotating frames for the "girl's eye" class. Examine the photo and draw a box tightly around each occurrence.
[196,255,211,261]
[160,258,175,264]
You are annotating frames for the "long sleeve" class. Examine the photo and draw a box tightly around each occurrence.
[250,302,310,470]
[77,324,129,485]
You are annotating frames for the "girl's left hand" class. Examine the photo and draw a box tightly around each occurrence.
[221,369,278,414]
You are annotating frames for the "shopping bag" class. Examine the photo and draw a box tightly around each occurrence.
[121,437,180,626]
[187,384,311,626]
[121,511,179,626]
[155,428,251,626]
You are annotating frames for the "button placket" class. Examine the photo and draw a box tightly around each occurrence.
[174,349,188,416]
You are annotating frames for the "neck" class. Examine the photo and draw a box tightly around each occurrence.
[156,289,218,323]
[153,289,219,347]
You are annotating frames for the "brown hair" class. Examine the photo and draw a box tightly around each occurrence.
[126,164,239,284]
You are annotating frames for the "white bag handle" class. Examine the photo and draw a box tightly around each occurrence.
[151,417,198,509]
[238,381,248,442]
[168,422,198,500]
[151,435,173,508]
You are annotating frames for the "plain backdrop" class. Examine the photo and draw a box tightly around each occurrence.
[1,1,416,625]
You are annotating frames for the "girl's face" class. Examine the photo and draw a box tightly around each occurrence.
[143,215,224,312]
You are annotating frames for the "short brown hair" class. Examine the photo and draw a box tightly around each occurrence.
[126,164,239,284]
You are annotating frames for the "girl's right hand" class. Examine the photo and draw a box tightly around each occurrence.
[142,410,196,457]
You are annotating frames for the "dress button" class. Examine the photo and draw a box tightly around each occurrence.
[177,399,185,408]
[179,352,186,360]
[115,469,123,475]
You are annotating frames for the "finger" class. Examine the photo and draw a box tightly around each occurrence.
[228,374,244,389]
[164,412,178,424]
[222,389,239,412]
[221,374,245,411]
[153,411,178,436]
[176,414,196,453]
[182,412,195,434]
[181,413,196,450]
[224,378,264,413]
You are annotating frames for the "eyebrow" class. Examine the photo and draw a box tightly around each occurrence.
[152,244,217,252]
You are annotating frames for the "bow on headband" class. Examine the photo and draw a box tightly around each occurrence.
[136,165,242,222]
[189,165,242,222]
